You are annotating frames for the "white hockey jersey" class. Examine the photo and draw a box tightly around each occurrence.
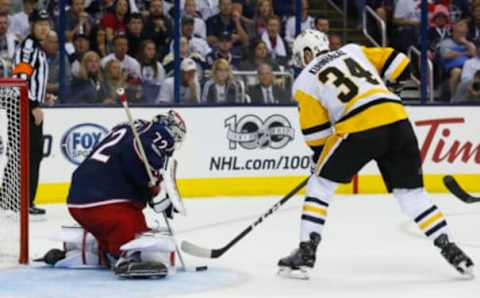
[292,44,410,151]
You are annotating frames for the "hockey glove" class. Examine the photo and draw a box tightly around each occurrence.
[149,191,178,219]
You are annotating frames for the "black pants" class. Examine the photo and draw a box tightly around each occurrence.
[29,116,43,205]
[319,119,424,192]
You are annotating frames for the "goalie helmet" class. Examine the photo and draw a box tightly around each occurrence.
[153,110,187,146]
[293,29,330,68]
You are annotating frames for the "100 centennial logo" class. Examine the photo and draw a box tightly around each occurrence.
[225,114,295,150]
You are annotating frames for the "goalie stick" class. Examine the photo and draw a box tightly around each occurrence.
[181,176,309,258]
[443,175,480,203]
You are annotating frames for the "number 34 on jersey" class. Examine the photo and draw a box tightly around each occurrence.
[293,44,410,150]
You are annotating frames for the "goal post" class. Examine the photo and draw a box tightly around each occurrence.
[0,79,29,265]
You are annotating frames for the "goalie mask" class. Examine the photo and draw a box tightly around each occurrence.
[153,110,187,148]
[293,29,330,68]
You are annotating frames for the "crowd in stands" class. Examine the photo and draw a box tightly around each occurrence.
[2,0,480,103]
[356,0,480,102]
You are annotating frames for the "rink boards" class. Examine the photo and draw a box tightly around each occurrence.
[35,106,480,203]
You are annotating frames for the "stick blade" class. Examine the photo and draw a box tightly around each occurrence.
[181,240,214,258]
[443,175,480,203]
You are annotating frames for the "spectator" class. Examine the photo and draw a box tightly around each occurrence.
[469,1,480,42]
[90,26,110,58]
[144,0,172,61]
[248,63,290,104]
[71,33,91,78]
[252,0,274,38]
[429,4,451,51]
[202,58,242,103]
[64,0,93,42]
[329,34,343,50]
[206,0,249,49]
[453,69,480,102]
[393,0,421,53]
[9,0,35,41]
[177,15,211,58]
[460,40,480,82]
[449,0,469,23]
[238,39,280,71]
[315,16,330,34]
[0,0,9,14]
[157,57,201,104]
[262,16,289,66]
[125,12,145,58]
[100,0,130,43]
[184,0,207,39]
[103,59,142,104]
[180,0,219,19]
[272,0,294,17]
[0,13,16,62]
[69,51,111,104]
[232,0,256,19]
[285,0,315,46]
[438,19,476,95]
[101,34,141,80]
[206,31,242,69]
[162,36,206,79]
[85,0,115,23]
[43,31,71,97]
[367,0,392,21]
[137,39,166,103]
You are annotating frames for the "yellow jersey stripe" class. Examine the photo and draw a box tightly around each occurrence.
[419,211,445,230]
[294,90,331,132]
[306,137,328,147]
[303,205,327,217]
[336,101,408,134]
[390,57,410,81]
[344,88,394,114]
[362,47,395,73]
[316,134,344,174]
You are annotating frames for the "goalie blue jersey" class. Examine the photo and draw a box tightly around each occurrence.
[67,120,175,207]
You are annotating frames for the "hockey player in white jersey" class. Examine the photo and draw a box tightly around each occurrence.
[278,29,474,279]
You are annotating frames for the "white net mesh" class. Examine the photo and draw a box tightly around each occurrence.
[0,85,23,267]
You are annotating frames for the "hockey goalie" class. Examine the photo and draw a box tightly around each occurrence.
[37,110,187,279]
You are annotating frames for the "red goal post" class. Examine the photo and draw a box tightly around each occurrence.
[0,79,29,265]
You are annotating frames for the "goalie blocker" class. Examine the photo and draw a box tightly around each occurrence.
[37,111,187,278]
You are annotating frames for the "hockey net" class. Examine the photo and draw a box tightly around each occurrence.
[0,79,29,267]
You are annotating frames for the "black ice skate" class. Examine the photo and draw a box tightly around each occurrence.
[434,234,475,278]
[29,205,46,215]
[278,232,321,280]
[113,251,168,279]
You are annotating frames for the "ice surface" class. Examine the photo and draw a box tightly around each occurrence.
[1,194,479,298]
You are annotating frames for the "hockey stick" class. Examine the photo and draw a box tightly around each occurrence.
[181,176,310,258]
[117,89,189,270]
[443,175,480,203]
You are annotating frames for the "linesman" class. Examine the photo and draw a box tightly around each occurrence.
[12,9,50,215]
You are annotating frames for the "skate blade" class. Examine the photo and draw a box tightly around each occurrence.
[459,264,475,280]
[116,269,168,279]
[277,267,309,280]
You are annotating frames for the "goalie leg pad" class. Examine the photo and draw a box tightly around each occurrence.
[114,251,169,279]
[38,226,107,268]
[114,232,177,278]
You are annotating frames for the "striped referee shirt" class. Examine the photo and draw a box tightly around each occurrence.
[12,35,48,108]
